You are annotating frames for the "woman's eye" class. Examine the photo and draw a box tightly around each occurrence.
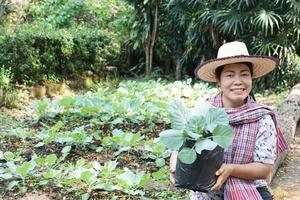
[227,74,233,77]
[242,73,249,76]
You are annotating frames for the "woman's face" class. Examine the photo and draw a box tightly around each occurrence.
[217,63,252,108]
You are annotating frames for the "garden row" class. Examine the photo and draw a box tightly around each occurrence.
[0,80,217,199]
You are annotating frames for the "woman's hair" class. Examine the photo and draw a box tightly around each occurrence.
[215,62,253,81]
[215,62,256,101]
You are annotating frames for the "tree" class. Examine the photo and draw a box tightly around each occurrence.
[126,0,160,78]
[163,0,299,88]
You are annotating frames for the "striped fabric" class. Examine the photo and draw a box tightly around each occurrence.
[207,92,288,200]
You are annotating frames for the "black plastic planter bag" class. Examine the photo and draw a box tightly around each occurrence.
[175,141,224,192]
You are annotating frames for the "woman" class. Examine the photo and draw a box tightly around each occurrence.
[169,41,288,200]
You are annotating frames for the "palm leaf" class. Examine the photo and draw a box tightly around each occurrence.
[253,9,282,36]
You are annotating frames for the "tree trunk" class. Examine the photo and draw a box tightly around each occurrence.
[164,56,171,74]
[269,84,300,183]
[145,0,159,78]
[149,0,158,77]
[145,37,151,78]
[174,38,183,80]
[175,57,181,80]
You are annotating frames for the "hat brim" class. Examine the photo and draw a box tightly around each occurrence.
[194,55,279,82]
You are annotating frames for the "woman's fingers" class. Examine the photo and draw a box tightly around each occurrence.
[216,167,225,176]
[211,174,225,191]
[211,164,233,191]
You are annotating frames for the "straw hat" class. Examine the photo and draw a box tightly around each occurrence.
[194,41,279,82]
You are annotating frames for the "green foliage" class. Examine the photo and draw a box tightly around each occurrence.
[102,129,144,156]
[0,23,120,84]
[0,0,298,91]
[163,0,300,89]
[0,67,18,107]
[0,79,289,198]
[31,79,216,124]
[36,123,93,148]
[141,139,171,167]
[116,168,150,196]
[159,100,234,164]
[0,0,133,84]
[25,0,131,29]
[0,67,13,89]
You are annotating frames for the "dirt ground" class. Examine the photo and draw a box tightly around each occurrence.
[271,126,300,200]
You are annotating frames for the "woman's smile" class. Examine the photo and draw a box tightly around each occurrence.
[230,88,246,94]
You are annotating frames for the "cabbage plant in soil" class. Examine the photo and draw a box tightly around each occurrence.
[159,100,234,164]
[159,100,234,191]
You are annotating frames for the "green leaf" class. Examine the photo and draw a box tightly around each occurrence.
[206,108,229,131]
[7,180,18,190]
[140,173,151,187]
[116,169,136,188]
[212,125,234,149]
[96,146,103,152]
[34,142,45,148]
[46,154,57,167]
[92,161,101,171]
[111,117,123,125]
[189,99,215,117]
[16,162,32,178]
[80,171,94,184]
[152,168,167,179]
[186,131,200,139]
[155,158,165,167]
[195,139,218,154]
[60,97,75,108]
[159,129,184,150]
[53,121,64,132]
[102,183,114,191]
[19,186,27,193]
[33,157,45,165]
[81,193,90,200]
[186,115,206,138]
[61,146,72,154]
[1,173,13,179]
[34,100,48,114]
[38,180,48,186]
[43,170,55,179]
[4,152,15,161]
[178,148,197,164]
[253,10,281,36]
[169,100,187,130]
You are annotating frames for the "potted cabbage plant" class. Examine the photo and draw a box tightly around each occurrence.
[159,100,234,192]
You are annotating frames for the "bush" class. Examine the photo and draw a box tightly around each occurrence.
[0,67,18,108]
[254,55,300,93]
[0,23,121,84]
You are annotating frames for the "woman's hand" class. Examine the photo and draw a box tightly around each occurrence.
[211,162,272,191]
[211,163,234,191]
[169,151,178,184]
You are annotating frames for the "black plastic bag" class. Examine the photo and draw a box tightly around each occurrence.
[174,140,224,192]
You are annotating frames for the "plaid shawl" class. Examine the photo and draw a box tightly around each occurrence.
[208,92,288,200]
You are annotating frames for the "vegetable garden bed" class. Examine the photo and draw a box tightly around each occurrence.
[0,79,288,199]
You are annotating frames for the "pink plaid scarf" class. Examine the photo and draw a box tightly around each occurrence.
[208,92,288,200]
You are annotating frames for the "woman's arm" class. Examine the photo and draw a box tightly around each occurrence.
[169,151,178,184]
[211,162,272,191]
[212,115,276,191]
[229,162,272,180]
